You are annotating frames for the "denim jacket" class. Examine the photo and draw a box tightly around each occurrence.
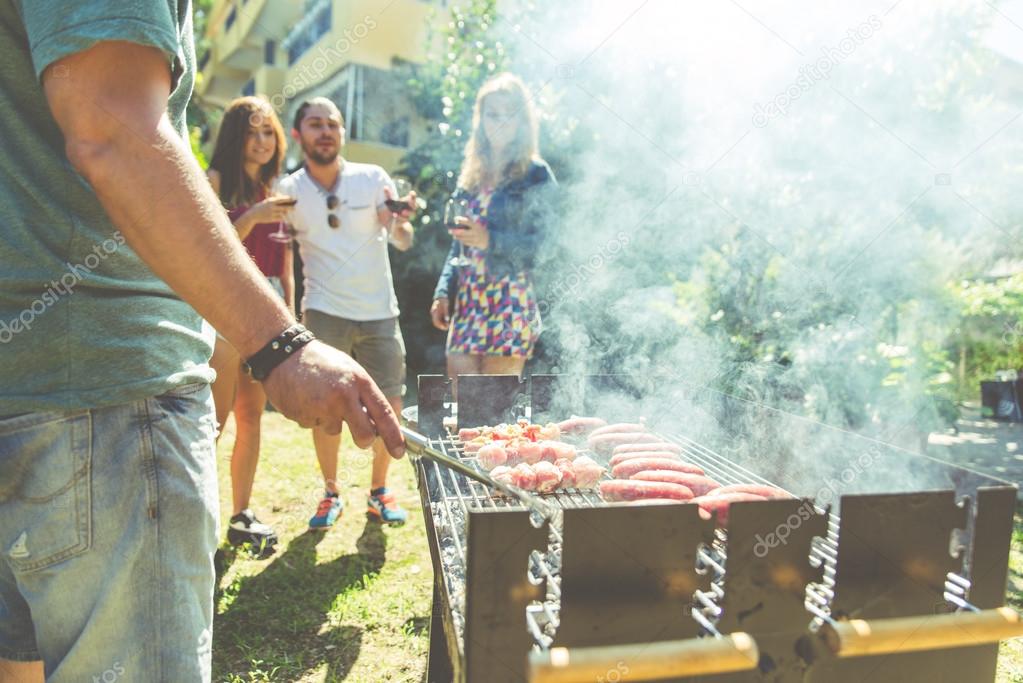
[433,159,558,301]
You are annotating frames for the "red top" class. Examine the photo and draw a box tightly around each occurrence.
[228,192,286,278]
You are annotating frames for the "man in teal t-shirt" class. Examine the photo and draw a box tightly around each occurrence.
[0,2,405,681]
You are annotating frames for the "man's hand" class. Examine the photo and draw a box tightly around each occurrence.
[262,340,405,458]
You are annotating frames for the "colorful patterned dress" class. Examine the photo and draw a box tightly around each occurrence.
[446,190,541,358]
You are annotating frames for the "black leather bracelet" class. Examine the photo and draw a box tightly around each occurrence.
[242,324,315,381]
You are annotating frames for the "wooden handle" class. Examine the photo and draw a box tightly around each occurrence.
[529,633,760,683]
[822,607,1023,657]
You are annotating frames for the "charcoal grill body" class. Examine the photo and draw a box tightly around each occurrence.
[409,375,1018,683]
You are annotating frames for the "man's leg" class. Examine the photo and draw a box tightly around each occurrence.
[356,318,409,524]
[302,309,354,529]
[0,383,219,683]
[0,659,43,683]
[370,396,403,491]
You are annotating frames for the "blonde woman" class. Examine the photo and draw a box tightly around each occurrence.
[430,73,558,384]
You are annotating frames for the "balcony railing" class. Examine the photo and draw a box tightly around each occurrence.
[283,0,332,66]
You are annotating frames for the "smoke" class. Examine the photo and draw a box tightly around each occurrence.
[460,0,1023,496]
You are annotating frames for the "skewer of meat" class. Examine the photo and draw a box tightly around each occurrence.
[532,461,563,493]
[611,458,707,480]
[569,455,605,488]
[476,442,507,471]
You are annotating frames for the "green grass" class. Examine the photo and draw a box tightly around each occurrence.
[212,412,431,682]
[213,413,1023,681]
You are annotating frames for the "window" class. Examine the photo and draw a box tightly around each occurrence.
[264,39,275,65]
[225,5,237,31]
[284,0,332,66]
[242,79,255,96]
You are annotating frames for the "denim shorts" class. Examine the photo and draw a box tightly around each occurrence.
[0,382,219,681]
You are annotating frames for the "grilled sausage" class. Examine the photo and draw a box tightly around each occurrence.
[600,479,694,502]
[556,416,608,435]
[589,422,648,438]
[627,470,721,496]
[706,484,792,499]
[611,458,708,480]
[630,470,718,490]
[693,492,767,526]
[609,450,685,467]
[611,442,684,456]
[588,432,665,454]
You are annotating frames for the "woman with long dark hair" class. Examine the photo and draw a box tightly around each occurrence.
[430,73,558,388]
[207,96,294,557]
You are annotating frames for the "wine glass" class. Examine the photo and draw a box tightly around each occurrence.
[386,178,412,214]
[266,197,297,244]
[267,177,295,244]
[444,197,471,267]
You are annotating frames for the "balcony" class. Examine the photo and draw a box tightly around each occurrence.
[199,0,302,107]
[283,0,332,66]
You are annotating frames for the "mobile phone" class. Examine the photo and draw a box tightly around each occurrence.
[275,197,298,206]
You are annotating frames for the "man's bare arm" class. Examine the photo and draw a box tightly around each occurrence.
[42,41,403,455]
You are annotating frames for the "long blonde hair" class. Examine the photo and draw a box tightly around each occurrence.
[458,73,539,193]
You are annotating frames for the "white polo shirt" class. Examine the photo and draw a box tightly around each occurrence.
[278,162,399,321]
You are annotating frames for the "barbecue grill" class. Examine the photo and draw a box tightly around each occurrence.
[405,374,1021,683]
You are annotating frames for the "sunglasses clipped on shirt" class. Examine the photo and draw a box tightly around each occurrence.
[327,194,340,229]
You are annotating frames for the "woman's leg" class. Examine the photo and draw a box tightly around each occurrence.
[480,355,527,377]
[230,372,266,515]
[446,353,483,399]
[209,336,240,438]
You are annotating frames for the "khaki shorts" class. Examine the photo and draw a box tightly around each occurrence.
[303,309,406,398]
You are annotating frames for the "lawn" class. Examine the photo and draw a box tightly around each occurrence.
[212,412,1023,682]
[212,412,432,682]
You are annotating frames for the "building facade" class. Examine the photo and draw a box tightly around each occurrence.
[197,0,443,171]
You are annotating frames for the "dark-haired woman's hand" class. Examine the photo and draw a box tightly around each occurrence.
[451,216,489,249]
[430,298,450,330]
[244,196,295,225]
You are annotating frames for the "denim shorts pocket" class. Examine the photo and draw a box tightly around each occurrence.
[0,411,92,573]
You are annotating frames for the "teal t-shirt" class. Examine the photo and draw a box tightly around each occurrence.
[0,1,214,414]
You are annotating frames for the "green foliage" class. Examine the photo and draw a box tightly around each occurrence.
[950,274,1023,396]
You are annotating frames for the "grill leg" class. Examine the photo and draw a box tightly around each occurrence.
[425,577,454,683]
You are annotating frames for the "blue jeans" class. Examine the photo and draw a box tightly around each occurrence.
[0,383,219,681]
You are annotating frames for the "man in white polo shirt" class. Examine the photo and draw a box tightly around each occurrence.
[279,97,415,526]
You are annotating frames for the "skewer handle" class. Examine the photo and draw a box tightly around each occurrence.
[821,606,1023,657]
[529,633,760,683]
